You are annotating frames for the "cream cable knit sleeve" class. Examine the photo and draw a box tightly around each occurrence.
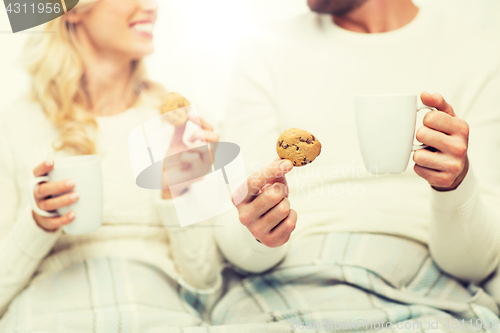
[0,120,63,317]
[153,193,225,291]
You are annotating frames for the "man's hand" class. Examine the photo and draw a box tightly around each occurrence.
[232,159,297,248]
[413,92,470,191]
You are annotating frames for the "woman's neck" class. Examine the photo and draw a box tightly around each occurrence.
[76,28,137,117]
[333,0,419,33]
[83,57,135,117]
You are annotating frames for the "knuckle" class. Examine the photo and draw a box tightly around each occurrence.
[457,121,470,137]
[285,219,297,234]
[47,219,58,229]
[447,162,461,174]
[276,207,289,219]
[276,201,290,217]
[436,173,453,187]
[248,178,260,193]
[423,111,437,125]
[38,200,47,211]
[263,188,276,200]
[36,183,46,197]
[415,126,427,142]
[261,235,278,248]
[451,143,467,157]
[250,224,265,238]
[238,211,252,226]
[412,150,421,163]
[265,186,283,201]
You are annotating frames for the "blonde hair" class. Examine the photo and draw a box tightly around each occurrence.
[22,0,166,155]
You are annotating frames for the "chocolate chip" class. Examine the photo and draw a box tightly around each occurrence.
[311,135,315,141]
[282,143,289,149]
[278,140,283,146]
[306,138,312,144]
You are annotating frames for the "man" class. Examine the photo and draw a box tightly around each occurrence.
[212,0,500,331]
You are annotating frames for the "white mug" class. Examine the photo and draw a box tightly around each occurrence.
[355,94,435,174]
[29,155,103,235]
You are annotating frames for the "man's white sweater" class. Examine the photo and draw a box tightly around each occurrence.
[219,5,500,284]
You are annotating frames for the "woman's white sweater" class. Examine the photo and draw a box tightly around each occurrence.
[0,100,235,317]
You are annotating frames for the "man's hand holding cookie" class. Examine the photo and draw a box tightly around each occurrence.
[233,159,297,248]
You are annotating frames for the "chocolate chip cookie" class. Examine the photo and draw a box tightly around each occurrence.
[160,92,190,127]
[276,128,321,167]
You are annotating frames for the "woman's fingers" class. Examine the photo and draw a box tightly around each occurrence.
[188,129,220,143]
[34,178,76,199]
[170,123,187,149]
[33,159,54,177]
[38,191,79,212]
[188,112,214,131]
[35,211,76,231]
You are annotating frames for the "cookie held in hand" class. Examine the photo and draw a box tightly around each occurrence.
[160,92,191,127]
[276,128,321,167]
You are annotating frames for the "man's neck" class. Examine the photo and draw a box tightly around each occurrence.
[333,0,419,33]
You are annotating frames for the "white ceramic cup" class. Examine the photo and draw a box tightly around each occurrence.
[355,94,435,174]
[29,155,103,235]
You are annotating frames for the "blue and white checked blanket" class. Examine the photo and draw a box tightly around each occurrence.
[1,232,498,332]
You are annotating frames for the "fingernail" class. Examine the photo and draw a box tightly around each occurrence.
[66,179,75,188]
[280,159,293,170]
[68,212,76,220]
[70,192,79,201]
[45,159,53,167]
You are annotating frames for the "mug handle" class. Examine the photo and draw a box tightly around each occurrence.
[29,176,59,218]
[412,106,437,151]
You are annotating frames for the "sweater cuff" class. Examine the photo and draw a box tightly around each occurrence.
[431,166,478,211]
[12,208,62,259]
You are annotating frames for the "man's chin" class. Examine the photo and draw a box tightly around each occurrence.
[307,0,368,16]
[307,0,333,14]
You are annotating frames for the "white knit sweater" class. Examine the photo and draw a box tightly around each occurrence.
[219,5,500,284]
[0,100,245,317]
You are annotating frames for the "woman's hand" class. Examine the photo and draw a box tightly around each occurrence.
[161,114,219,199]
[232,158,297,248]
[32,159,79,231]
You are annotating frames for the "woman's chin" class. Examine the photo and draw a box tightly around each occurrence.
[128,46,155,60]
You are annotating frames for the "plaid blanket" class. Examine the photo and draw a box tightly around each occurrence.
[1,232,498,332]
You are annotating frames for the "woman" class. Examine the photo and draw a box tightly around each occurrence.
[0,0,224,331]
